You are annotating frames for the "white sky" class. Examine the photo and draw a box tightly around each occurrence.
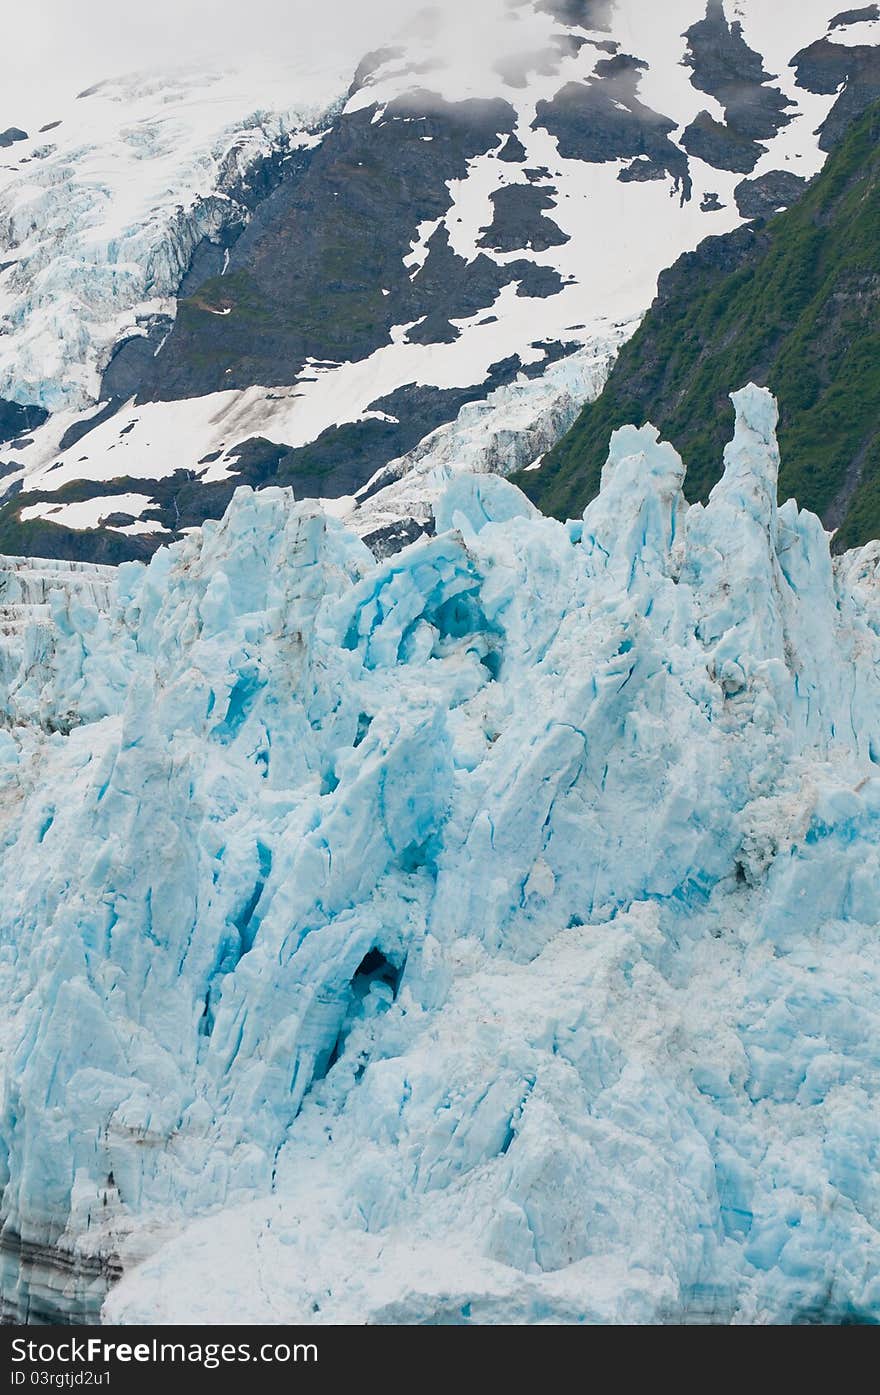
[1,0,427,128]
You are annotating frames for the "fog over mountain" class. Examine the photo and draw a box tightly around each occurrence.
[3,1,509,127]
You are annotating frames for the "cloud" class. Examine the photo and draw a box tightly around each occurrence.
[1,0,420,126]
[1,0,561,131]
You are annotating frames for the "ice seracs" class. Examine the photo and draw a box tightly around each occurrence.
[1,386,880,1323]
[345,330,626,551]
[0,67,346,413]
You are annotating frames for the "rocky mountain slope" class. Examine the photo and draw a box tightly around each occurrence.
[0,0,875,562]
[522,93,880,551]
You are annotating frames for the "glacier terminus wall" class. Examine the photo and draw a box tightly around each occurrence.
[1,387,880,1324]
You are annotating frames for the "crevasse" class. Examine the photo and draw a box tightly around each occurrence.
[1,386,880,1324]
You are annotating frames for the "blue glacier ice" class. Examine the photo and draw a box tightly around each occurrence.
[1,386,880,1324]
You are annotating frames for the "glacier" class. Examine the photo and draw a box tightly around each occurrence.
[342,329,627,552]
[0,68,343,413]
[1,385,880,1324]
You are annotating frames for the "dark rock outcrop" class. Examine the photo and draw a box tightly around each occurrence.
[533,54,692,202]
[618,156,667,182]
[734,170,807,220]
[497,132,527,162]
[99,318,174,404]
[364,517,434,558]
[477,184,570,252]
[681,111,765,174]
[0,399,48,445]
[830,5,879,26]
[792,32,880,150]
[56,398,126,453]
[680,0,794,174]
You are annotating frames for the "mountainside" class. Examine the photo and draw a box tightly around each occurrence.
[522,95,880,551]
[3,387,880,1324]
[0,0,876,563]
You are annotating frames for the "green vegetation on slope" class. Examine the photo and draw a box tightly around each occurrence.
[519,101,880,551]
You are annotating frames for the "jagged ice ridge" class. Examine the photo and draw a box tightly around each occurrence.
[1,387,880,1323]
